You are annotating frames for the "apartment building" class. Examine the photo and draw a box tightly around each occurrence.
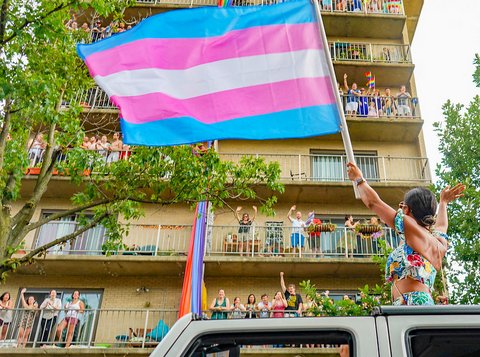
[0,0,427,355]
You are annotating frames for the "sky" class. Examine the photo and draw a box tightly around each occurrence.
[411,0,480,180]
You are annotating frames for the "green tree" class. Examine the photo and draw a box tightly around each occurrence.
[0,1,283,280]
[434,54,480,304]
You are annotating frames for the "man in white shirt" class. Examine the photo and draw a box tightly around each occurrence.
[39,290,62,345]
[287,205,306,252]
[256,294,272,318]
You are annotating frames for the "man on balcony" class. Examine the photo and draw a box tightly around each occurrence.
[396,85,412,117]
[287,205,306,253]
[343,74,361,116]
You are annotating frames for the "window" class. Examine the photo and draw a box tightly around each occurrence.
[310,151,379,182]
[407,329,480,357]
[33,211,107,255]
[186,330,353,356]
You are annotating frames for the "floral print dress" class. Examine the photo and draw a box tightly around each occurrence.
[385,210,449,305]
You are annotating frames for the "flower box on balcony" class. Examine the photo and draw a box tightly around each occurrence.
[307,223,337,233]
[356,224,382,237]
[27,167,41,175]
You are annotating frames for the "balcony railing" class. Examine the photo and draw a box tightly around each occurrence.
[66,86,116,110]
[27,149,430,183]
[319,0,404,15]
[28,222,400,259]
[0,308,176,349]
[219,154,430,182]
[135,0,405,15]
[329,42,411,63]
[340,94,420,118]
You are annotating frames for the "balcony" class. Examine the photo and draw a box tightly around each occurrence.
[339,94,423,142]
[67,87,422,142]
[0,307,175,353]
[17,221,398,278]
[329,42,414,87]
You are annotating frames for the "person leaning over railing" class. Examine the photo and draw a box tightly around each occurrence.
[271,291,287,318]
[210,289,230,320]
[229,297,246,319]
[256,294,272,318]
[346,161,465,305]
[17,288,38,348]
[244,294,257,319]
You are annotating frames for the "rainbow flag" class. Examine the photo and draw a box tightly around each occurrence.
[77,0,342,146]
[179,200,209,317]
[218,0,232,7]
[367,75,375,88]
[365,72,375,88]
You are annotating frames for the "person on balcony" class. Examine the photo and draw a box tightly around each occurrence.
[358,88,369,116]
[210,289,230,320]
[230,297,246,319]
[244,294,257,319]
[80,136,90,149]
[107,132,123,163]
[280,272,303,317]
[396,85,412,117]
[346,161,465,305]
[28,133,46,166]
[56,290,85,347]
[235,206,257,256]
[256,294,272,318]
[17,288,38,348]
[343,74,361,116]
[370,89,383,116]
[0,292,13,341]
[97,135,111,160]
[307,217,323,258]
[271,291,287,318]
[383,88,396,117]
[39,290,62,346]
[287,205,306,253]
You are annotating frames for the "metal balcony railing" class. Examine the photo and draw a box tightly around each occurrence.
[319,0,404,15]
[329,42,411,63]
[0,308,176,348]
[340,94,420,118]
[135,0,405,15]
[219,154,431,182]
[27,149,430,183]
[28,222,400,259]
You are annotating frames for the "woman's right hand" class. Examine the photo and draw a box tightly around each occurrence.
[21,288,26,294]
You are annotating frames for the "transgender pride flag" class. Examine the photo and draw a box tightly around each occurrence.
[77,0,342,146]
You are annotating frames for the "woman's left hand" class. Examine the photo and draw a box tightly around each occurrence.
[440,183,465,204]
[346,162,363,181]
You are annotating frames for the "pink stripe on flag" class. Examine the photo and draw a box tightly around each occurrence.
[113,77,335,124]
[85,23,322,77]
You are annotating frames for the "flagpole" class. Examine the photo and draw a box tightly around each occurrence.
[311,0,360,199]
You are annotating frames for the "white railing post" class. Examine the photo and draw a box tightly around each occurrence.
[369,43,373,62]
[87,310,97,347]
[32,309,44,348]
[142,310,150,349]
[298,154,302,181]
[251,225,255,257]
[343,228,348,258]
[382,156,387,182]
[155,225,161,256]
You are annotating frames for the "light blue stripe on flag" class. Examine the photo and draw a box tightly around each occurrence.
[77,0,315,59]
[120,104,341,146]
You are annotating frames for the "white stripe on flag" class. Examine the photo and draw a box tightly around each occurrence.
[94,49,329,99]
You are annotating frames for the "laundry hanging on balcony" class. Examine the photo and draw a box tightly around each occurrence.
[77,0,342,146]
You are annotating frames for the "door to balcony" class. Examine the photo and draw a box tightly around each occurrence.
[310,152,379,182]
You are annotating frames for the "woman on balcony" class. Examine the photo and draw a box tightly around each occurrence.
[235,206,257,256]
[56,291,85,348]
[17,288,38,348]
[210,289,230,320]
[346,162,464,305]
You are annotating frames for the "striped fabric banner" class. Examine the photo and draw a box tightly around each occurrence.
[77,0,341,146]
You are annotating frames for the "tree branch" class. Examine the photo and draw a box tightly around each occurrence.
[0,1,74,47]
[23,198,111,233]
[0,0,9,45]
[2,212,108,271]
[0,97,11,174]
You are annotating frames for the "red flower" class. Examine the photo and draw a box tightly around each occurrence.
[407,254,424,267]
